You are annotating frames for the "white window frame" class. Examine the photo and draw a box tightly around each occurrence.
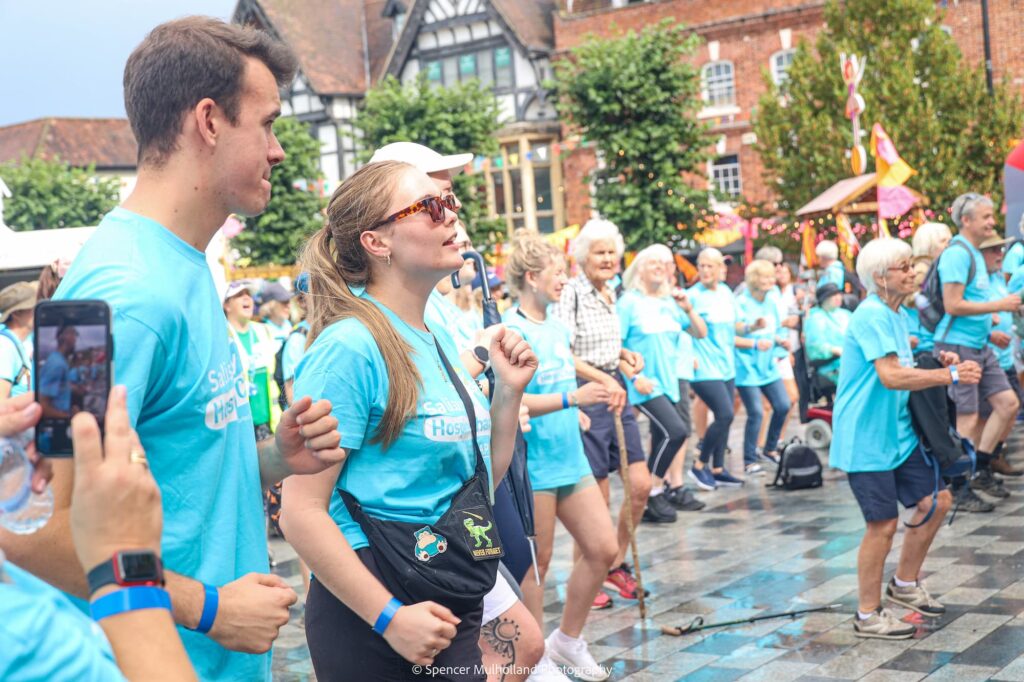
[711,154,741,198]
[701,61,735,107]
[770,49,796,86]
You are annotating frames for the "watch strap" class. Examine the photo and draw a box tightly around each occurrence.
[87,551,164,594]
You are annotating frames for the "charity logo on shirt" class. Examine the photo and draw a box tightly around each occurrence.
[204,345,249,430]
[534,342,577,386]
[421,394,492,443]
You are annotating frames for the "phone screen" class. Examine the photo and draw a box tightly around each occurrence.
[34,301,112,457]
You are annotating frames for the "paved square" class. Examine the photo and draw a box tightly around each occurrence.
[269,419,1024,680]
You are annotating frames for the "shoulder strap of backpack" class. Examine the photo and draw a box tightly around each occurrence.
[0,329,29,376]
[938,240,976,343]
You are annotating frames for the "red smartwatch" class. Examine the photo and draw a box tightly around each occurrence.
[87,550,165,594]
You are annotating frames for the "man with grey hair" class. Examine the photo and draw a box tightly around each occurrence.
[935,192,1023,499]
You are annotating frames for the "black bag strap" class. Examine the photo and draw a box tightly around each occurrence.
[938,240,976,343]
[904,448,940,529]
[433,337,488,477]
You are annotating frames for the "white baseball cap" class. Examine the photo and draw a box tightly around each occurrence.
[369,142,473,176]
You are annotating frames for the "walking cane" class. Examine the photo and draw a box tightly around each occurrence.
[613,411,647,620]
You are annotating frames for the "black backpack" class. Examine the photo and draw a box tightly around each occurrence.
[915,240,975,333]
[274,324,308,410]
[770,438,823,491]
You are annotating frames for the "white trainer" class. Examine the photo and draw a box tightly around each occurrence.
[544,630,610,682]
[527,654,572,681]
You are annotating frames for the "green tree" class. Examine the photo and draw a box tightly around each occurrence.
[549,19,714,250]
[234,117,326,265]
[356,74,503,248]
[754,0,1023,222]
[0,157,120,229]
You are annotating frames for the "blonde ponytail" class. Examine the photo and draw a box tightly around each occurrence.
[505,228,562,298]
[298,161,421,449]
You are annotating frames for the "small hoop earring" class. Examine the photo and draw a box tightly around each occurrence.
[386,254,392,267]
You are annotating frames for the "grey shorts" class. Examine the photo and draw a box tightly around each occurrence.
[933,343,1012,415]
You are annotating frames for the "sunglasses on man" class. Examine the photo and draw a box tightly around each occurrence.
[371,194,459,229]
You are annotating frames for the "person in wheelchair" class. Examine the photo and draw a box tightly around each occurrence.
[804,282,851,402]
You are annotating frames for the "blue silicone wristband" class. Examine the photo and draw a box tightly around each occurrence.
[561,392,570,409]
[373,597,403,635]
[90,586,171,622]
[193,583,219,634]
[950,365,959,385]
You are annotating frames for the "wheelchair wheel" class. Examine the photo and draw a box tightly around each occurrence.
[805,419,832,452]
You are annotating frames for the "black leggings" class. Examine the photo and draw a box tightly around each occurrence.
[305,550,485,681]
[635,395,689,479]
[691,379,735,468]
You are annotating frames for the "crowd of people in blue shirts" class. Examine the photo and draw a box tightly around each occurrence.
[3,14,1024,682]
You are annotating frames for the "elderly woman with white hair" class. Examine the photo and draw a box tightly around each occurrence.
[552,218,651,606]
[733,259,792,474]
[830,237,981,640]
[686,248,742,490]
[815,240,844,291]
[618,244,707,523]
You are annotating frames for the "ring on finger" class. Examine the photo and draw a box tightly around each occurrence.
[430,648,438,657]
[129,449,149,468]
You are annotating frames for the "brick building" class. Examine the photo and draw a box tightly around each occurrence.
[555,0,1024,227]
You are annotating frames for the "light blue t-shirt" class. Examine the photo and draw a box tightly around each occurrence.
[1008,266,1024,295]
[989,277,1016,370]
[503,309,592,490]
[617,291,689,403]
[689,282,737,382]
[38,350,71,412]
[1002,241,1024,276]
[264,318,292,349]
[0,329,30,397]
[56,208,269,681]
[281,320,310,384]
[817,261,845,291]
[676,331,695,382]
[0,562,124,681]
[903,305,934,354]
[935,235,991,348]
[804,306,852,384]
[830,295,918,472]
[734,290,784,387]
[425,289,481,353]
[294,296,492,551]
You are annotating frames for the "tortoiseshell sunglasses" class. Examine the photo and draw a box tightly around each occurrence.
[371,194,458,229]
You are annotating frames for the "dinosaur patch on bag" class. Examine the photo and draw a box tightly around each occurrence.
[460,507,503,560]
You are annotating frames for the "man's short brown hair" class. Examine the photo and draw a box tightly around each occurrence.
[124,16,298,166]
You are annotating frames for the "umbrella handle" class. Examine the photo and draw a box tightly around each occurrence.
[451,250,492,301]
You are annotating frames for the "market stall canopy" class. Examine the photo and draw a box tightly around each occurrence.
[796,173,926,219]
[0,225,96,272]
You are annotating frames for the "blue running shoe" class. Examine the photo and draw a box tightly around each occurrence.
[688,466,717,491]
[713,468,744,487]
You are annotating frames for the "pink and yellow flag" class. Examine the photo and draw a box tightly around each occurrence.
[870,123,917,220]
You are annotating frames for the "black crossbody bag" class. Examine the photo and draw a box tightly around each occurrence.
[338,339,503,614]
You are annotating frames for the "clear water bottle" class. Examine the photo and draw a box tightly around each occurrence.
[0,435,53,535]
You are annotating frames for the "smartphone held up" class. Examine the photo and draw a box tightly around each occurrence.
[33,300,113,457]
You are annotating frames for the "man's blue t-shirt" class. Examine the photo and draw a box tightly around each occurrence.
[830,295,918,472]
[57,208,269,681]
[503,309,591,490]
[935,235,991,348]
[0,562,124,681]
[688,282,737,382]
[817,261,845,291]
[0,330,31,397]
[617,291,689,403]
[281,320,310,384]
[733,290,784,387]
[1002,241,1024,276]
[294,295,492,551]
[38,350,71,412]
[989,277,1016,371]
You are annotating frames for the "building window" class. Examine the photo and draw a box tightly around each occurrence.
[423,45,514,90]
[487,137,562,234]
[771,49,796,86]
[702,61,735,107]
[712,155,741,197]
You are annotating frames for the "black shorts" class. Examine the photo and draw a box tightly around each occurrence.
[305,549,485,681]
[578,372,645,479]
[847,446,943,523]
